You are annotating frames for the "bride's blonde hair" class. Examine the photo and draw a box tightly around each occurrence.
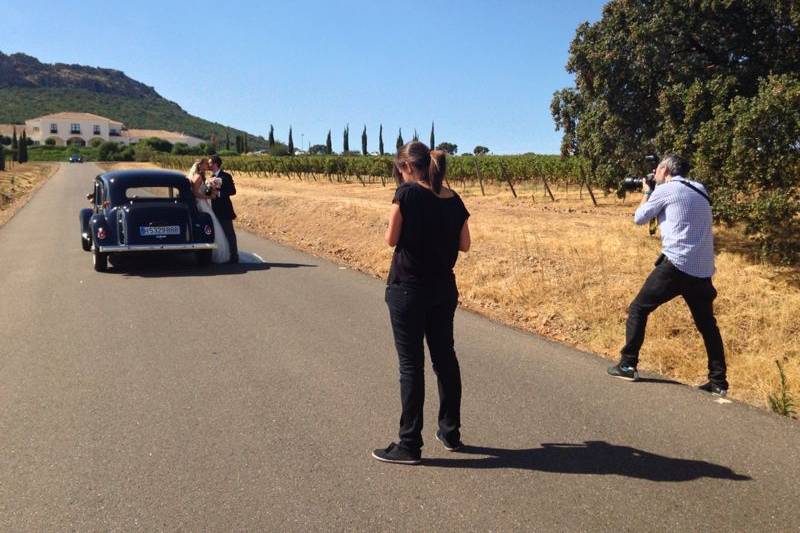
[194,158,207,179]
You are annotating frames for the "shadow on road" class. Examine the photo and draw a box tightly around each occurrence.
[635,377,683,385]
[424,441,751,482]
[109,251,317,278]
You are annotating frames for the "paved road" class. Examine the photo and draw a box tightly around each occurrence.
[1,163,798,531]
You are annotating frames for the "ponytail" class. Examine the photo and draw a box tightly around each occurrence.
[428,150,446,194]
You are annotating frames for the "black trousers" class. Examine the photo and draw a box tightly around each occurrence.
[218,218,238,262]
[385,280,462,453]
[621,257,727,388]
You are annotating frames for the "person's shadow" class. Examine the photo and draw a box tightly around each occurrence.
[424,441,751,482]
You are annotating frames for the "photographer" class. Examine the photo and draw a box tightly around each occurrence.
[608,155,728,396]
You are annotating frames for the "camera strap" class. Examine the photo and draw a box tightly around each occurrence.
[675,179,712,206]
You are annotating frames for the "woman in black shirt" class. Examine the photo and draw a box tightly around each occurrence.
[372,142,471,465]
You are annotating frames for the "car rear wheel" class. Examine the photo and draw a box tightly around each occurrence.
[196,250,212,266]
[93,249,108,272]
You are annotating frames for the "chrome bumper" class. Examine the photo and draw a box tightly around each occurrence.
[95,243,217,253]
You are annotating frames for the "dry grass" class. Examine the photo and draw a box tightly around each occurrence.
[105,163,800,410]
[0,162,59,227]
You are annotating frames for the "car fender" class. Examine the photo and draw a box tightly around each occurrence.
[193,211,215,243]
[79,208,93,238]
[89,213,115,245]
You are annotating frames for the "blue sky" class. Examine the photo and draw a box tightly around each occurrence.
[2,0,607,154]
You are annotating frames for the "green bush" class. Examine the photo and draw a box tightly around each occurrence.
[138,137,172,153]
[134,143,155,162]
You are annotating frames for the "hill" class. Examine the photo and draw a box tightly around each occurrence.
[0,52,266,148]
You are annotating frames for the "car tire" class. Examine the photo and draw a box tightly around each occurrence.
[81,236,91,251]
[93,249,108,272]
[196,250,212,266]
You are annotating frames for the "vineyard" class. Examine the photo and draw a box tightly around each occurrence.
[151,154,596,201]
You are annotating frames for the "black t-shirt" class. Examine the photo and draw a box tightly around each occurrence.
[387,182,470,285]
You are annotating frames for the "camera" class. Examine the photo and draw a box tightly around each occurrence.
[619,154,659,194]
[621,172,656,192]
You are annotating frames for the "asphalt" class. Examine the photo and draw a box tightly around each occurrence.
[0,163,798,531]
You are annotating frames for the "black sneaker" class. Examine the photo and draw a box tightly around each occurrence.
[435,430,463,452]
[607,363,639,381]
[371,443,421,465]
[698,381,728,397]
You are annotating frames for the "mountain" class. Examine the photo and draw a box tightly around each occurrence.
[0,52,266,147]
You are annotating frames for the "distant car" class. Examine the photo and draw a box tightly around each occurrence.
[69,153,83,163]
[79,170,217,272]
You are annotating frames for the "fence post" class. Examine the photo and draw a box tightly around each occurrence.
[473,158,485,196]
[500,164,517,198]
[580,164,598,206]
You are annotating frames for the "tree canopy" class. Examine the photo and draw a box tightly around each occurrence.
[552,0,800,261]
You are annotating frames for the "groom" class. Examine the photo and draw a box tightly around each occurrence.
[209,154,239,264]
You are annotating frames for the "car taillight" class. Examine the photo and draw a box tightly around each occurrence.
[204,224,213,236]
[97,227,107,240]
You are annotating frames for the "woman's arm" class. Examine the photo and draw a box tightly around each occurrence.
[459,219,471,252]
[385,203,402,247]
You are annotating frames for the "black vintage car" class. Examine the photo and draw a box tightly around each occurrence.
[80,170,216,272]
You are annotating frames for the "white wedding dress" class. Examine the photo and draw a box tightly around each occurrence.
[188,164,230,263]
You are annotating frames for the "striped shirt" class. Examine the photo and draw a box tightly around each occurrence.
[634,176,715,278]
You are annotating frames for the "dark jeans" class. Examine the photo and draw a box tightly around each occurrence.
[385,280,462,453]
[621,257,727,388]
[218,218,238,262]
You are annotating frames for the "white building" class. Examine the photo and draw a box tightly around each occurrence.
[3,112,206,147]
[23,112,124,146]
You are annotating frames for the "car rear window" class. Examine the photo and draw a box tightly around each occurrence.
[125,186,181,200]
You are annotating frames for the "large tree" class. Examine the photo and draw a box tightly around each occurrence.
[552,0,800,260]
[378,124,384,155]
[436,142,457,155]
[429,122,435,150]
[268,125,275,148]
[288,127,294,155]
[343,124,350,154]
[396,129,404,150]
[326,130,332,154]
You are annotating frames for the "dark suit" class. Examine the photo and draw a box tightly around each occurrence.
[211,169,239,262]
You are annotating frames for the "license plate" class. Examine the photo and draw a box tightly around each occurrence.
[139,225,180,236]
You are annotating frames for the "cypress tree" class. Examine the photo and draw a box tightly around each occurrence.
[326,130,332,154]
[243,135,249,154]
[430,122,435,150]
[225,130,231,151]
[412,129,419,142]
[361,125,368,155]
[11,127,18,163]
[0,144,5,171]
[396,129,404,150]
[378,125,384,156]
[210,132,218,152]
[235,135,243,153]
[343,125,350,153]
[268,125,275,148]
[288,127,294,155]
[19,131,28,163]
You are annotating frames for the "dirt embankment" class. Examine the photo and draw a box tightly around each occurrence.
[0,162,59,227]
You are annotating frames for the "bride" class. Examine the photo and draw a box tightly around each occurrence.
[188,158,231,263]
